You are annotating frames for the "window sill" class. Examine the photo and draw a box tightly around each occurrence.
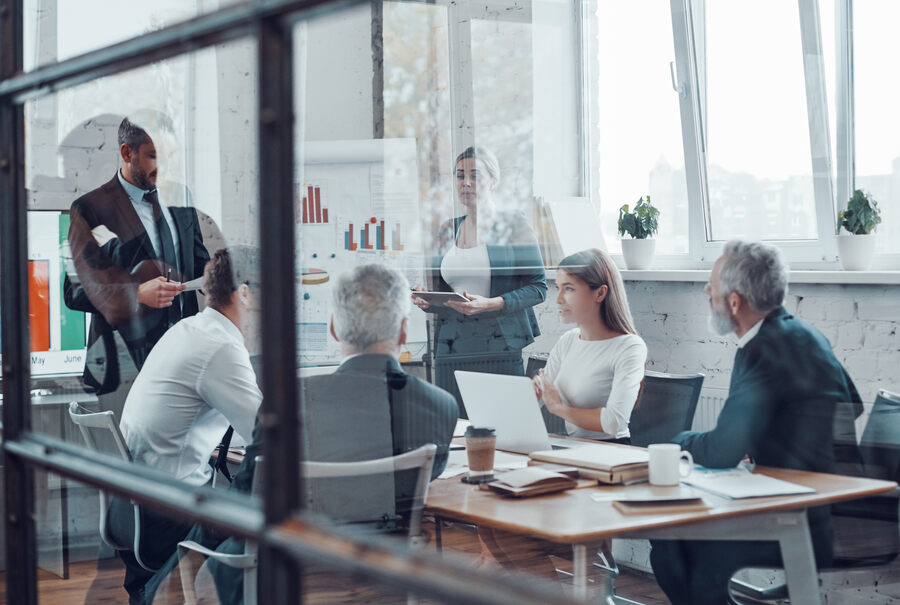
[618,269,900,285]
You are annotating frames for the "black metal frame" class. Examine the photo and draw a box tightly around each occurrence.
[1,1,37,602]
[0,1,583,603]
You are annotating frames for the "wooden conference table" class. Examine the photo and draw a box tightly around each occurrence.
[426,446,896,605]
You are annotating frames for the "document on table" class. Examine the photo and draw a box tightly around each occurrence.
[683,468,815,499]
[438,449,529,479]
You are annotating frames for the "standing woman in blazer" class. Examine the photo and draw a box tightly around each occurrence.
[413,146,547,413]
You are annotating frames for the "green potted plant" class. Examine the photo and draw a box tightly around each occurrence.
[618,195,660,270]
[836,189,882,270]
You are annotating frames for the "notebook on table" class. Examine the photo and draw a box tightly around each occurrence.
[486,466,578,498]
[529,444,650,484]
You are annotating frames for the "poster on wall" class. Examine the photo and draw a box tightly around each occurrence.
[0,212,89,377]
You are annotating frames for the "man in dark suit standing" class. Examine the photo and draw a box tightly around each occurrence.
[64,117,210,393]
[649,240,863,605]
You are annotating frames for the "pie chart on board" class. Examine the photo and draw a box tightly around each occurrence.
[301,268,330,285]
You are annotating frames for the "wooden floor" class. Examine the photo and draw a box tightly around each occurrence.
[0,522,670,604]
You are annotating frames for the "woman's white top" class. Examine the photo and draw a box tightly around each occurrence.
[543,328,647,440]
[440,243,492,298]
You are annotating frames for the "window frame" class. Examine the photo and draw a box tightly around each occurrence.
[582,0,900,270]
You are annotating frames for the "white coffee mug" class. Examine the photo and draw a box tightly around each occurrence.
[648,443,693,486]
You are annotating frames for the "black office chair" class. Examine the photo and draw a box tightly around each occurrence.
[524,353,567,435]
[629,371,704,448]
[729,388,900,604]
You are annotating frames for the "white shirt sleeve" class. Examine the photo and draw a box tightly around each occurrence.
[543,330,573,383]
[195,342,262,442]
[598,337,647,437]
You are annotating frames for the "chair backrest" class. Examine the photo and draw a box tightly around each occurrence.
[67,401,131,462]
[629,371,704,448]
[253,444,437,540]
[67,401,134,553]
[860,389,900,483]
[831,389,900,567]
[303,443,437,540]
[525,353,566,435]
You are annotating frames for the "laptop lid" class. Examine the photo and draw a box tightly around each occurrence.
[454,370,552,454]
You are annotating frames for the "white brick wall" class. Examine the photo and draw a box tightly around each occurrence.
[524,280,900,403]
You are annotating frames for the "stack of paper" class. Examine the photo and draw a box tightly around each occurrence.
[683,468,815,499]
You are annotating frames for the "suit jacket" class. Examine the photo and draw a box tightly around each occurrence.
[428,210,547,352]
[141,355,457,605]
[64,173,210,386]
[673,306,863,558]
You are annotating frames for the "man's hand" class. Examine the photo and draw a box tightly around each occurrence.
[443,291,505,316]
[138,277,185,308]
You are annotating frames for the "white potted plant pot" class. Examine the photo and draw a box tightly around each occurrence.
[621,238,656,270]
[836,234,876,271]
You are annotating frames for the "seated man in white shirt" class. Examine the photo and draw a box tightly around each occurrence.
[111,246,262,604]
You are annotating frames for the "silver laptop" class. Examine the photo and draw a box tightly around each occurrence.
[454,370,571,454]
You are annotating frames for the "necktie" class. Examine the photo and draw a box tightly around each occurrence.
[144,189,181,325]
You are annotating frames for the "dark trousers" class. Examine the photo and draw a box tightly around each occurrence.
[107,496,193,604]
[649,540,782,605]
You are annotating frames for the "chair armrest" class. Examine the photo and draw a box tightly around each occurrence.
[177,540,258,569]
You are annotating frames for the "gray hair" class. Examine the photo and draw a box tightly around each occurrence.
[719,240,789,315]
[331,264,411,351]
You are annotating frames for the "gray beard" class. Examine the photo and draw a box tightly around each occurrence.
[708,308,735,336]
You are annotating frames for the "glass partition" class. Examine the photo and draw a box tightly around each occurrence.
[22,0,248,72]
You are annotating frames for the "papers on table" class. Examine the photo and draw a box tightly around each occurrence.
[683,468,815,499]
[438,448,529,479]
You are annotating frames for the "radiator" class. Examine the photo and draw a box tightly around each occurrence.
[691,386,729,432]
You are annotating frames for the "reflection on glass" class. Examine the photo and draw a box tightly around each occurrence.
[698,0,818,242]
[384,1,452,240]
[594,1,689,255]
[18,38,260,603]
[22,0,248,72]
[853,0,900,253]
[471,19,534,216]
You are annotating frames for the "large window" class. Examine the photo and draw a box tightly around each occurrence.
[698,1,819,242]
[852,0,900,254]
[585,0,897,269]
[591,1,690,256]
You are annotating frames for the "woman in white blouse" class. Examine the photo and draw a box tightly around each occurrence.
[533,248,647,443]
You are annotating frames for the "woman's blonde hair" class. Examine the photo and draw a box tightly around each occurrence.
[558,248,637,335]
[455,146,500,184]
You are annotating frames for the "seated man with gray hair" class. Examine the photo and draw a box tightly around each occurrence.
[649,240,863,605]
[141,263,457,605]
[302,263,458,511]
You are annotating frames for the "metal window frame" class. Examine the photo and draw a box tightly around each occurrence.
[835,0,854,213]
[0,1,587,603]
[680,0,839,266]
[584,0,848,268]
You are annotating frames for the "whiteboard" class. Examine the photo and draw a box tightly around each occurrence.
[295,139,427,364]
